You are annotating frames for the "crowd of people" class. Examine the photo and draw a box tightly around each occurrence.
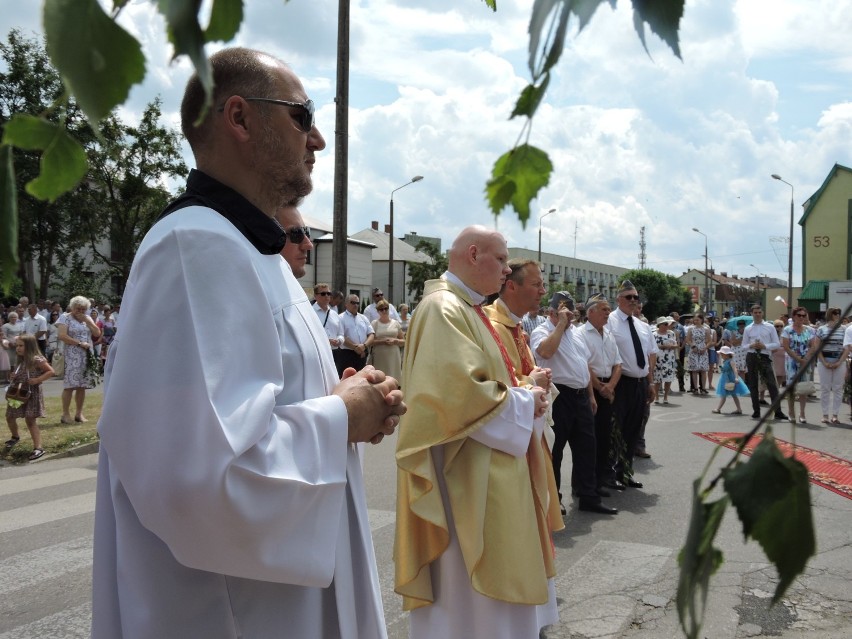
[6,46,845,637]
[2,295,115,459]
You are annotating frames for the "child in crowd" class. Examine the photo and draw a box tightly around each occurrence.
[712,345,749,415]
[5,334,54,460]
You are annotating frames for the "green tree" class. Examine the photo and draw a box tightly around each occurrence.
[407,240,448,303]
[81,98,186,289]
[0,29,91,298]
[618,268,692,321]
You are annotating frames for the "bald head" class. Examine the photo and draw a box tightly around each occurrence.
[447,225,510,296]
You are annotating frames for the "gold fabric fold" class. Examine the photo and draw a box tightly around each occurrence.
[394,280,562,611]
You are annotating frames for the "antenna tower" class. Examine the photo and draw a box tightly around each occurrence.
[638,226,647,269]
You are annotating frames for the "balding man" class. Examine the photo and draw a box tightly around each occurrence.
[396,227,561,638]
[275,204,313,278]
[92,48,404,639]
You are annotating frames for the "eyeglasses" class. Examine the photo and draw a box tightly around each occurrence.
[378,308,389,312]
[317,291,331,297]
[283,226,311,244]
[795,313,807,317]
[621,294,640,301]
[218,97,315,133]
[347,300,359,305]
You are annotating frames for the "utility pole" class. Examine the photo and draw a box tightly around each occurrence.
[331,0,350,302]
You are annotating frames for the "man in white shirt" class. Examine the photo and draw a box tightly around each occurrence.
[312,282,344,357]
[23,303,48,354]
[532,291,617,515]
[275,205,313,279]
[91,47,404,639]
[581,293,623,491]
[363,288,400,322]
[742,304,788,420]
[606,281,657,490]
[339,294,375,373]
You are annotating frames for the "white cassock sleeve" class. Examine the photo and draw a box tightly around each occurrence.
[98,213,350,586]
[468,387,536,457]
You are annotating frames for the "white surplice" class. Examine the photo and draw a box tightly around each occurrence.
[92,206,386,638]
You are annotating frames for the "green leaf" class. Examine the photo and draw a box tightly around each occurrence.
[0,145,19,293]
[204,0,243,43]
[158,0,213,124]
[676,479,729,639]
[528,0,612,77]
[485,144,552,226]
[481,0,497,10]
[43,0,146,123]
[631,0,684,59]
[722,429,816,603]
[511,74,551,119]
[2,115,88,201]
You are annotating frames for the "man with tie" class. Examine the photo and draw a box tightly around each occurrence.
[606,281,657,490]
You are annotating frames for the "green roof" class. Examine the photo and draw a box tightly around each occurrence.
[799,163,852,225]
[798,279,829,301]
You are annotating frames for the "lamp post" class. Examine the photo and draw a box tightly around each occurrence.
[388,175,423,304]
[749,263,761,308]
[771,174,794,311]
[538,208,556,265]
[692,228,709,314]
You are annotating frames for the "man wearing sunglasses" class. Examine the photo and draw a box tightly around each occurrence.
[606,281,657,491]
[364,288,400,323]
[92,47,403,639]
[313,283,344,368]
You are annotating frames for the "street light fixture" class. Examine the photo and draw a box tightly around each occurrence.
[692,227,709,313]
[771,174,794,312]
[388,175,424,304]
[538,208,556,265]
[749,263,761,307]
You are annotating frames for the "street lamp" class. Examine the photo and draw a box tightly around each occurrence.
[538,208,556,265]
[771,174,794,312]
[749,263,761,307]
[692,227,709,313]
[388,175,423,304]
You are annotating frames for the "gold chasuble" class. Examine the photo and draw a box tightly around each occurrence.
[394,279,564,612]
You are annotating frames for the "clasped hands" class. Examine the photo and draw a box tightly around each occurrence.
[334,365,406,445]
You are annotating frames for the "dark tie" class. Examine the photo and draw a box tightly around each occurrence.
[628,315,646,369]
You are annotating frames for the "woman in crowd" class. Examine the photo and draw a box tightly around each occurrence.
[4,334,54,460]
[369,299,404,380]
[816,307,847,424]
[781,307,817,424]
[2,311,25,374]
[398,304,411,336]
[652,317,678,404]
[98,305,117,368]
[56,296,102,424]
[686,313,712,394]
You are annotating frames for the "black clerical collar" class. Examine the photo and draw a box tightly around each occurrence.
[158,169,286,254]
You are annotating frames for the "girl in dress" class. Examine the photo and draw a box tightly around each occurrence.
[5,334,55,460]
[712,346,749,415]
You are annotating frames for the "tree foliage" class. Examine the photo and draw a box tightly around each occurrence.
[407,240,448,304]
[617,267,691,320]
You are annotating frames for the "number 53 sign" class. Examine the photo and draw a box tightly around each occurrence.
[813,236,830,247]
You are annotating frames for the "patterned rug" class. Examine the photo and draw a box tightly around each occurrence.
[693,432,852,500]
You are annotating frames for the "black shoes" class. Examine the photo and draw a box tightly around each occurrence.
[572,487,612,498]
[635,450,651,459]
[751,412,761,419]
[578,500,618,515]
[775,413,789,421]
[625,479,644,488]
[604,480,626,491]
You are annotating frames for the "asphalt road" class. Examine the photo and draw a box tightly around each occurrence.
[1,387,850,638]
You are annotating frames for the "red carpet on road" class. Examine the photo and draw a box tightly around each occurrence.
[693,431,852,500]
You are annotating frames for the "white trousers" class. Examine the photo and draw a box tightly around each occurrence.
[817,360,846,417]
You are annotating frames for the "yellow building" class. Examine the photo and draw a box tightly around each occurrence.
[799,163,852,312]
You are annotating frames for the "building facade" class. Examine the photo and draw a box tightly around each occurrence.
[508,248,628,302]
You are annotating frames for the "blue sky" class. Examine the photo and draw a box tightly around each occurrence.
[3,0,852,288]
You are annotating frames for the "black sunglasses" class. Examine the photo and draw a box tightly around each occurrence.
[317,291,332,297]
[244,97,315,133]
[283,226,311,244]
[621,294,640,301]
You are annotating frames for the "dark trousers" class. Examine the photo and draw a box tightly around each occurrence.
[592,387,615,485]
[676,349,685,390]
[552,384,599,502]
[612,376,647,482]
[746,352,781,415]
[336,349,367,375]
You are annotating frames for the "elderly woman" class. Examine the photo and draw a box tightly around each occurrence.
[369,299,404,380]
[2,311,25,377]
[653,317,678,404]
[398,304,411,336]
[686,314,713,394]
[56,296,102,423]
[816,307,847,424]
